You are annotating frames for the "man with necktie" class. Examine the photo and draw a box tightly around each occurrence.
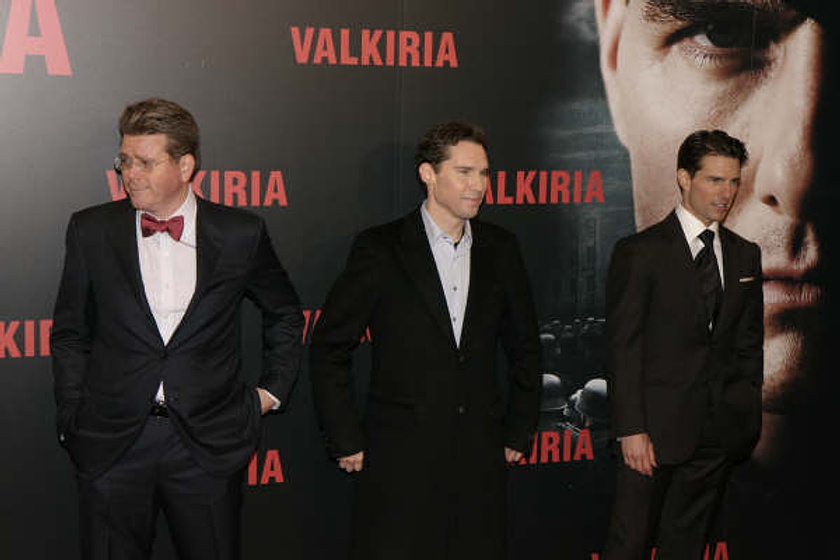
[603,130,763,559]
[310,121,540,559]
[51,98,303,560]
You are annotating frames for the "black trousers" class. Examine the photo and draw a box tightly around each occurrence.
[603,428,731,560]
[77,416,244,560]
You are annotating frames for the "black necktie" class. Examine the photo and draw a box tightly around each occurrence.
[696,229,722,329]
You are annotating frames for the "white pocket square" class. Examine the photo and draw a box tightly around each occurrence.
[739,276,757,283]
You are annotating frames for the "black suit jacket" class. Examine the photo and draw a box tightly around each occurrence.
[51,197,303,479]
[310,209,540,559]
[606,212,763,464]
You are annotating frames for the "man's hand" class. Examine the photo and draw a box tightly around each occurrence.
[256,388,277,415]
[338,451,364,473]
[505,447,523,463]
[620,433,657,477]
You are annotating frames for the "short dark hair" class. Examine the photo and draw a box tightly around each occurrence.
[119,98,201,180]
[677,129,748,177]
[415,121,488,188]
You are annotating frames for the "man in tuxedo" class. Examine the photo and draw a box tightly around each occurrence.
[603,130,763,559]
[310,121,540,560]
[51,98,303,560]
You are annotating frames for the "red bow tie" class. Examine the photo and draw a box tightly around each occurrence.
[141,213,184,241]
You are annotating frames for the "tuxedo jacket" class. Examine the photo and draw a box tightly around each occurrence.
[606,212,763,464]
[51,197,303,479]
[309,209,540,559]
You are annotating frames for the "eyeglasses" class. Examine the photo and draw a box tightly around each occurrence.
[114,155,172,175]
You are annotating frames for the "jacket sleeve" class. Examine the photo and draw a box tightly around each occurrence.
[244,218,305,407]
[51,213,92,444]
[309,232,380,458]
[605,237,651,438]
[498,234,541,453]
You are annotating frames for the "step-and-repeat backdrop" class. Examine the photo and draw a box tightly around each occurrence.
[2,1,836,558]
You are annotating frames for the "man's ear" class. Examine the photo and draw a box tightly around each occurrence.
[178,154,196,184]
[594,0,630,146]
[418,162,436,189]
[676,168,691,193]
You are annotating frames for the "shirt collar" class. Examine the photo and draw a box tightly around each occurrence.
[420,200,473,248]
[675,203,719,245]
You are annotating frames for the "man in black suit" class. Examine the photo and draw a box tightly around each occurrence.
[603,130,763,559]
[310,121,540,560]
[51,98,303,560]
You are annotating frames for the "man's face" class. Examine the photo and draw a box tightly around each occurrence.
[119,134,193,218]
[678,155,741,226]
[596,0,830,419]
[421,140,489,226]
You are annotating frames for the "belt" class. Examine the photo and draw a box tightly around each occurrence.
[150,401,169,418]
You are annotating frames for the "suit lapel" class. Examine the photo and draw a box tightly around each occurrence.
[189,198,222,309]
[168,198,222,347]
[460,221,491,352]
[713,227,740,336]
[395,210,458,349]
[661,212,709,335]
[106,200,162,344]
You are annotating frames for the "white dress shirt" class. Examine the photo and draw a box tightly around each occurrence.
[136,188,197,404]
[420,202,472,347]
